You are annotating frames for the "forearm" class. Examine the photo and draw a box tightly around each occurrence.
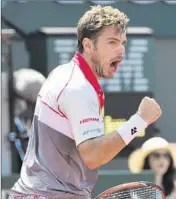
[78,114,148,169]
[78,131,126,169]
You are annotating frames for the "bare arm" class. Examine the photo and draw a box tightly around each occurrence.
[78,131,125,169]
[61,89,162,170]
[78,97,162,170]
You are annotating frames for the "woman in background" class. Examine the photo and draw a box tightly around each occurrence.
[128,137,176,198]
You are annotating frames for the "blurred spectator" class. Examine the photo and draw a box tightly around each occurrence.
[128,137,176,198]
[2,68,46,175]
[13,68,46,105]
[13,68,46,133]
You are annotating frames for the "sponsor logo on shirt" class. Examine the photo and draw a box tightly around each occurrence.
[83,128,101,135]
[80,118,99,124]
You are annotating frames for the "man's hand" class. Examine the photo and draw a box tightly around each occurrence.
[137,97,162,126]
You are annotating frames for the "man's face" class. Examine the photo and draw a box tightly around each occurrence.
[90,26,127,78]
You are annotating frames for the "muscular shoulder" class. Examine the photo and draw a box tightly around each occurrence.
[55,62,99,111]
[48,62,75,86]
[40,62,76,96]
[62,81,97,107]
[62,64,97,102]
[50,61,92,93]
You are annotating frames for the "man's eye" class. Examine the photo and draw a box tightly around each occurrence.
[109,41,116,45]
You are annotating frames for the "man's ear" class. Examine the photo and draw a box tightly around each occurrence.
[82,38,94,54]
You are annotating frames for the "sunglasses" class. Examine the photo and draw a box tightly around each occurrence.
[151,152,170,159]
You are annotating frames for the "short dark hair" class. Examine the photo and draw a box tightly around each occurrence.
[77,5,129,53]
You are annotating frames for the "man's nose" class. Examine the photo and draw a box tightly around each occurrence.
[117,44,125,56]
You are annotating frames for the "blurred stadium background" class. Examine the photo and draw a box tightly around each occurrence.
[1,0,176,198]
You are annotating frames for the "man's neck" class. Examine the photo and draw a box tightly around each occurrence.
[81,52,99,80]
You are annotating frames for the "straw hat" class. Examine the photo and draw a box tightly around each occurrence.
[128,137,176,173]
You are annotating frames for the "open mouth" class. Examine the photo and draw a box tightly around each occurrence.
[110,60,122,69]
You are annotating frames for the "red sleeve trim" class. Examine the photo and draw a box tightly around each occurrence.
[38,95,66,118]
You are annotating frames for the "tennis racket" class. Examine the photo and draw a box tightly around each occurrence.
[94,181,166,199]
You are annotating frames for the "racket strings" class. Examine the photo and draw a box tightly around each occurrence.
[103,186,163,199]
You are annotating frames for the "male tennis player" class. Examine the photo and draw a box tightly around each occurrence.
[9,5,162,199]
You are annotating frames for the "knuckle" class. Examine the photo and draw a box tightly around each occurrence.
[144,96,150,100]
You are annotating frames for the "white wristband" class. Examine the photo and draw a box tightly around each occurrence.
[117,114,148,145]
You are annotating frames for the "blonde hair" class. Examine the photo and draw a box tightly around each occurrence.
[77,5,129,53]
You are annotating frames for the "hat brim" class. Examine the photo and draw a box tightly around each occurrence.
[128,144,176,174]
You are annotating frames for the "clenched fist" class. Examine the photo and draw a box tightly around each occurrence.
[137,97,162,126]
